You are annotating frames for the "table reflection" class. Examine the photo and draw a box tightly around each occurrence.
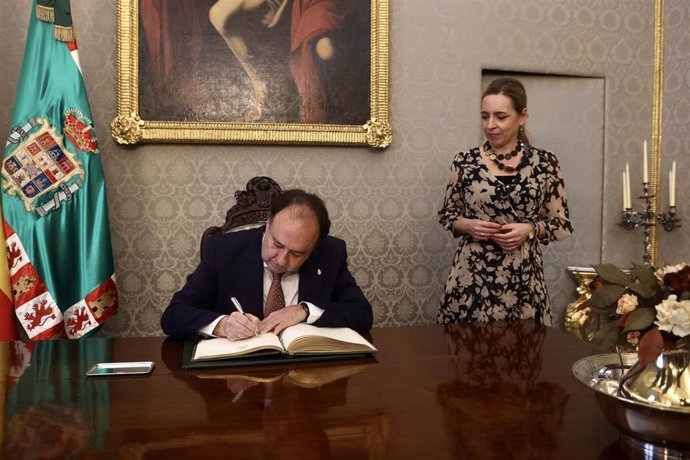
[1,339,112,457]
[160,338,385,459]
[437,321,569,459]
[0,323,621,458]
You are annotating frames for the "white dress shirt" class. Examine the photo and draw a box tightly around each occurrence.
[200,265,324,336]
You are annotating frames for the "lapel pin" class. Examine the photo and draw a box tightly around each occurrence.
[317,269,322,276]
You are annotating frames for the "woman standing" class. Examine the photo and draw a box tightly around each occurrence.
[438,77,573,325]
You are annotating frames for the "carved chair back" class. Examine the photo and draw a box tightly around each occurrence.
[200,176,282,259]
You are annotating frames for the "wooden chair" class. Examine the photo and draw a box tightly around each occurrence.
[200,176,282,259]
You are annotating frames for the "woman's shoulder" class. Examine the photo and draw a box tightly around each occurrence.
[526,144,560,166]
[451,146,482,162]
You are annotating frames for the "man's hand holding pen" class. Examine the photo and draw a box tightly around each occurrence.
[214,297,309,341]
[212,297,260,340]
[213,312,261,340]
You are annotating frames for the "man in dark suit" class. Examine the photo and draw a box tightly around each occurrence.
[161,189,373,341]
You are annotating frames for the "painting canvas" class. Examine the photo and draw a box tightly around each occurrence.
[112,0,391,148]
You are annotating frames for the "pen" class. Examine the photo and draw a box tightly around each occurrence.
[231,389,245,404]
[231,297,245,315]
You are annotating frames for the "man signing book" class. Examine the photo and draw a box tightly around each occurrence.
[161,189,373,341]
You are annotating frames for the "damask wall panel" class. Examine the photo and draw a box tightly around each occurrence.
[1,0,685,337]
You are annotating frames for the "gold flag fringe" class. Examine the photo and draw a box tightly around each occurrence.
[36,5,55,23]
[53,24,75,43]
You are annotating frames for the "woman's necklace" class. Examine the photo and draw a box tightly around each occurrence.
[483,140,527,173]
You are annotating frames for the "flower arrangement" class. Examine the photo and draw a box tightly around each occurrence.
[587,262,690,366]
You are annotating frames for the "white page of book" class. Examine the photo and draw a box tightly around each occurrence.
[194,333,283,360]
[279,324,376,351]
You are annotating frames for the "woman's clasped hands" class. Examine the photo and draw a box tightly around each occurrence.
[470,219,532,252]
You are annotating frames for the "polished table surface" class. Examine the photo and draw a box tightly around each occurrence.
[0,321,627,459]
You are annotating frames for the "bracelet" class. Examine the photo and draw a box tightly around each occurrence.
[533,221,542,240]
[299,302,310,322]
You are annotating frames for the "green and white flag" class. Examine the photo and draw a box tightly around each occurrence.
[2,0,118,339]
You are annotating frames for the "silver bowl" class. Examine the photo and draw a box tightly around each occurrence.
[572,353,690,459]
[621,349,690,410]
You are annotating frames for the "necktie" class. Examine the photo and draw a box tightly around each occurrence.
[264,271,285,317]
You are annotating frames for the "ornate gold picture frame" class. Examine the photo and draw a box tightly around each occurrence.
[111,0,391,148]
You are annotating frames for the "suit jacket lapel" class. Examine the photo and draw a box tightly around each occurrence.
[239,229,266,316]
[299,245,323,301]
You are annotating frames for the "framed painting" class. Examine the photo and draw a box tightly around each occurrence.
[111,0,391,148]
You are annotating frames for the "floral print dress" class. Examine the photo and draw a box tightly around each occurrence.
[438,144,573,325]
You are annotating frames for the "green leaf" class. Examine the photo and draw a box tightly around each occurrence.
[632,262,657,286]
[592,322,621,352]
[627,281,656,299]
[588,284,626,311]
[622,307,656,333]
[631,263,660,298]
[594,264,630,286]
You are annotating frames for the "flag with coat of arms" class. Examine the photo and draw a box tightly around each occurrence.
[1,0,118,340]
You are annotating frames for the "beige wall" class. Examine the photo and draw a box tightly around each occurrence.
[1,0,688,337]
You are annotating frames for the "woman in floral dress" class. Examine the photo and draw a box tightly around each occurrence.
[438,78,573,325]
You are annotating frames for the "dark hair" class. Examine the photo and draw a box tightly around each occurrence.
[482,77,530,144]
[270,189,331,240]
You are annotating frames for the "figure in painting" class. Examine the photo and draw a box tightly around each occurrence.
[208,0,370,123]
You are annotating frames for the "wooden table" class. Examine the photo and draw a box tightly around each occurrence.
[0,321,626,459]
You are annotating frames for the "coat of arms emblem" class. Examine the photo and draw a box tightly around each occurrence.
[2,117,84,216]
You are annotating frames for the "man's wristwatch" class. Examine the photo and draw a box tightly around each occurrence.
[299,302,310,322]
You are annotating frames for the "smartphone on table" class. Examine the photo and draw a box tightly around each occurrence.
[85,361,155,377]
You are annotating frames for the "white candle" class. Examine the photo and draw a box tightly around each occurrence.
[671,160,677,206]
[643,140,649,184]
[625,163,632,209]
[623,171,628,210]
[670,160,676,207]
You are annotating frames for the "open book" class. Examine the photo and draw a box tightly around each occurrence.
[192,323,377,362]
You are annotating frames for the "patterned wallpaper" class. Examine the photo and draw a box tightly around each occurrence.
[1,0,688,337]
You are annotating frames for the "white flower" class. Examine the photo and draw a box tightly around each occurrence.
[616,293,638,315]
[655,294,690,338]
[655,263,690,283]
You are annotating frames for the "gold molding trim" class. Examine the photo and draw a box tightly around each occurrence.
[649,0,665,265]
[112,0,391,148]
[564,267,599,342]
